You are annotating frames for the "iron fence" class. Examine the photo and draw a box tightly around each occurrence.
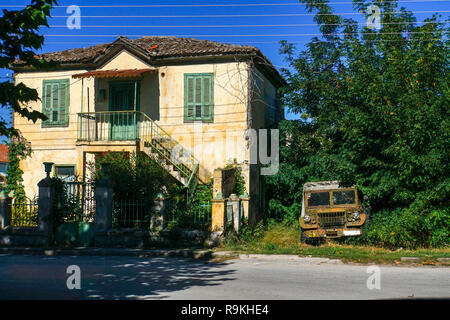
[55,181,95,222]
[10,198,38,227]
[112,199,151,229]
[170,200,211,228]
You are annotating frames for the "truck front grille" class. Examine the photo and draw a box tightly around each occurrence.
[318,212,346,228]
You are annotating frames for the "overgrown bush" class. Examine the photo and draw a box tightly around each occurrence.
[87,151,176,204]
[266,0,449,248]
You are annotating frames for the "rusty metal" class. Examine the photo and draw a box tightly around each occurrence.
[72,68,156,79]
[299,181,367,241]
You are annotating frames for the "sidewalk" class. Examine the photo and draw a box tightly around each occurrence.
[1,246,448,266]
[0,246,216,259]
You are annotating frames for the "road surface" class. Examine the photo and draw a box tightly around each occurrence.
[0,254,448,299]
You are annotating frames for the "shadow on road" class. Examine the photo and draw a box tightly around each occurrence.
[0,255,237,300]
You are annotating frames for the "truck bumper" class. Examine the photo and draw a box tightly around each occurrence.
[303,228,363,238]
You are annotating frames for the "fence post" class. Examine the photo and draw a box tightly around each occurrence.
[0,192,12,229]
[94,163,113,233]
[211,192,225,233]
[37,162,55,245]
[229,193,241,233]
[239,193,250,221]
[150,192,166,231]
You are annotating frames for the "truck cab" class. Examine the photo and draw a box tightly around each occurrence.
[299,181,366,242]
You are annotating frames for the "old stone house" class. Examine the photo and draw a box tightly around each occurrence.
[11,36,284,225]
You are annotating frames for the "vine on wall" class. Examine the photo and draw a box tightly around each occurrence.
[4,133,31,201]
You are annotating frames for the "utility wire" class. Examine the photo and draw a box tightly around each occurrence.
[46,11,450,18]
[47,21,450,28]
[2,0,450,7]
[40,31,447,37]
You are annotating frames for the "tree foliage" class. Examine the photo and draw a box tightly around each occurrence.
[0,0,57,137]
[87,151,177,203]
[267,0,449,247]
[3,133,32,201]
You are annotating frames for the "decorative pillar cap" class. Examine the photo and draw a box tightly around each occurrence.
[155,192,165,200]
[239,192,250,199]
[43,162,54,178]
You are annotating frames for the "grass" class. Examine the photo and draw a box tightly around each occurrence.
[218,223,450,265]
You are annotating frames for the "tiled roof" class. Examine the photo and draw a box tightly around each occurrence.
[22,36,261,64]
[13,36,285,85]
[0,144,9,163]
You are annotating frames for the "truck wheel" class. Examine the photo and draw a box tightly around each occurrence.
[300,228,307,243]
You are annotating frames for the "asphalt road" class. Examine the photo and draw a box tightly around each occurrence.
[0,254,448,300]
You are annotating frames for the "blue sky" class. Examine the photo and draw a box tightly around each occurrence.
[0,0,448,141]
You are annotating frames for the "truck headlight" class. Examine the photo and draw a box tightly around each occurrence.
[303,215,311,223]
[352,212,360,220]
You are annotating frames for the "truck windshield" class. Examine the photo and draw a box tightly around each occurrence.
[333,190,356,205]
[307,192,330,206]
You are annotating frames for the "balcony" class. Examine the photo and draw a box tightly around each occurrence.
[77,111,152,143]
[76,110,200,189]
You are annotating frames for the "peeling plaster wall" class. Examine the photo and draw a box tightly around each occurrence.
[13,49,278,213]
[14,69,94,198]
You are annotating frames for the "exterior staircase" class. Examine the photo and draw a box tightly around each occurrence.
[77,110,201,201]
[139,112,200,201]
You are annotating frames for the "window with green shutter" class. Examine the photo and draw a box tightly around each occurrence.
[184,73,214,122]
[42,79,70,127]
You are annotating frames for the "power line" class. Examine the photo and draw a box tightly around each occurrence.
[47,10,450,18]
[41,31,447,37]
[2,0,450,8]
[47,21,450,28]
[38,38,445,46]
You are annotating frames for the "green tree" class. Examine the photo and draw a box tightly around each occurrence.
[268,0,449,247]
[4,133,32,201]
[0,0,57,137]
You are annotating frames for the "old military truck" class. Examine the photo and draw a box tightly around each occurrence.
[299,181,367,242]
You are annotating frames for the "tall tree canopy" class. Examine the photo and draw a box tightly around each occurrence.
[268,0,449,248]
[0,0,57,137]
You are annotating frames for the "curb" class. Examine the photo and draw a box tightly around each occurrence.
[0,247,213,260]
[237,254,344,264]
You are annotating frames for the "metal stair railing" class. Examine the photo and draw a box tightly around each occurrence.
[77,111,200,197]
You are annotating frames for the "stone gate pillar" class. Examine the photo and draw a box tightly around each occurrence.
[37,162,55,245]
[94,163,113,233]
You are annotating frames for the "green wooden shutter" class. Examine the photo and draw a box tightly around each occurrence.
[202,75,213,122]
[184,73,214,122]
[42,82,52,125]
[185,76,195,121]
[42,79,69,127]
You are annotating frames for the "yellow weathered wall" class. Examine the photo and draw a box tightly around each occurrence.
[247,67,280,224]
[14,49,278,216]
[14,69,94,197]
[99,50,153,71]
[156,62,249,180]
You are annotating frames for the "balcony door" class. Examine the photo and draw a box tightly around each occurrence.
[109,81,139,141]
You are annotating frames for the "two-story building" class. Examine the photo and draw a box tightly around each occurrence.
[12,36,284,223]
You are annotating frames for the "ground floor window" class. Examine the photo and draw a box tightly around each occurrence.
[54,165,76,182]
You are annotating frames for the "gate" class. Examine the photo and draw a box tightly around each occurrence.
[54,181,96,246]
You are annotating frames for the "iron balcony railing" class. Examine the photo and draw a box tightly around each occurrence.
[77,111,199,197]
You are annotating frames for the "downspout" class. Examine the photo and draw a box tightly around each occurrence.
[134,80,138,140]
[79,78,84,141]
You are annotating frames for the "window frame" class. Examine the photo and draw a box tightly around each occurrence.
[54,164,76,181]
[184,73,214,123]
[41,79,70,128]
